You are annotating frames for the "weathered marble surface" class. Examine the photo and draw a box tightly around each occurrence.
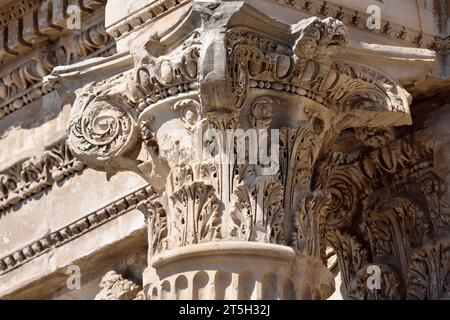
[0,0,449,300]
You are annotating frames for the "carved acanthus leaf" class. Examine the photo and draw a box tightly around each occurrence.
[407,239,450,300]
[322,130,449,300]
[279,126,319,211]
[364,197,431,272]
[137,197,168,256]
[354,264,404,300]
[326,230,369,297]
[326,135,434,230]
[230,178,285,244]
[170,181,222,247]
[292,190,331,259]
[230,183,253,242]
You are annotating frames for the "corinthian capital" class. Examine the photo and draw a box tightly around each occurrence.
[65,1,412,300]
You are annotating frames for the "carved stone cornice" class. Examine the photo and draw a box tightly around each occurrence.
[270,0,438,49]
[105,0,439,51]
[106,0,190,39]
[0,0,44,29]
[0,20,116,120]
[0,0,106,64]
[0,184,153,275]
[0,138,85,213]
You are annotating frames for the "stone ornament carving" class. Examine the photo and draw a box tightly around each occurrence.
[0,49,59,118]
[407,240,449,300]
[68,74,140,174]
[292,190,331,260]
[102,0,438,50]
[0,0,106,63]
[0,139,84,213]
[69,23,115,62]
[171,181,222,246]
[270,0,437,49]
[0,15,115,120]
[95,271,143,300]
[0,50,57,101]
[66,1,416,300]
[71,96,134,158]
[230,178,285,244]
[227,15,411,128]
[132,32,201,114]
[0,0,43,27]
[138,197,168,256]
[106,0,190,39]
[321,131,450,299]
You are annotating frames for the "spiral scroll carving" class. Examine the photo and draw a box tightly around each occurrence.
[68,82,138,170]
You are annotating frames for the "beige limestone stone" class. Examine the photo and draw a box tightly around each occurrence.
[0,0,449,301]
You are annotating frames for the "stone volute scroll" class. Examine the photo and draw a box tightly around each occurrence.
[66,1,412,300]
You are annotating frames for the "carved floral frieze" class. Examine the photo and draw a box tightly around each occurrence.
[0,139,85,213]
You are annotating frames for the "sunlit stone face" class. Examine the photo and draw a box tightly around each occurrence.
[0,0,447,301]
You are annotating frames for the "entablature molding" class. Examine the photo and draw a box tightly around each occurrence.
[0,20,116,122]
[105,0,441,51]
[0,0,106,64]
[0,184,152,275]
[0,1,114,122]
